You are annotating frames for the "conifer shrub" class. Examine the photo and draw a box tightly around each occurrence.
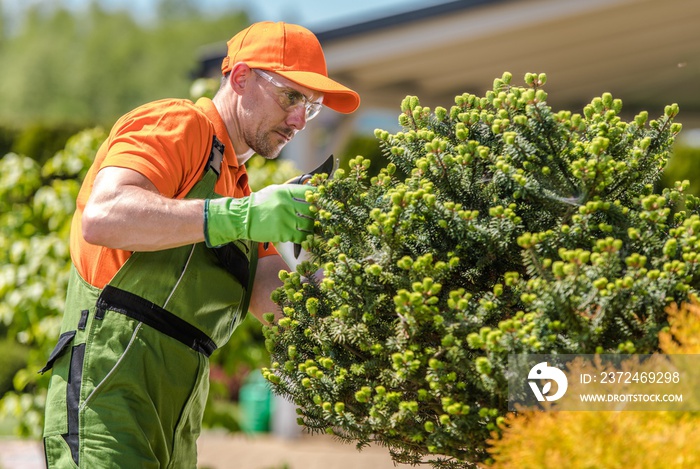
[261,73,697,467]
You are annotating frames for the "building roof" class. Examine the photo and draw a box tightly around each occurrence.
[315,0,700,126]
[197,0,700,127]
[315,0,507,42]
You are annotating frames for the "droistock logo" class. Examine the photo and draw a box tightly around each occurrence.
[528,361,568,402]
[509,354,700,411]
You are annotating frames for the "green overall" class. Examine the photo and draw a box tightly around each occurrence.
[42,138,258,468]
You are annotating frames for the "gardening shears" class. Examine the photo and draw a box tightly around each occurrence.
[275,154,338,268]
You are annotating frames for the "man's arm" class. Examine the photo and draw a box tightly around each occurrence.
[248,254,288,324]
[82,166,206,251]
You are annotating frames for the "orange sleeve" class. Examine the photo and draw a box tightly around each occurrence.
[101,99,213,199]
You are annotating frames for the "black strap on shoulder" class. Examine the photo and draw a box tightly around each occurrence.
[96,286,217,357]
[205,135,225,177]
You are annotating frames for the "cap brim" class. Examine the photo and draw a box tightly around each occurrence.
[275,70,360,114]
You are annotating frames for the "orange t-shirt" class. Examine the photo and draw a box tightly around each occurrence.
[71,97,277,289]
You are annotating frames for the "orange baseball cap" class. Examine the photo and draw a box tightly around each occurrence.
[221,21,360,114]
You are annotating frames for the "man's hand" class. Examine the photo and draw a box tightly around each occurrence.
[204,184,315,247]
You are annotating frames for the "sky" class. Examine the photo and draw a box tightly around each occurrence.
[1,0,451,31]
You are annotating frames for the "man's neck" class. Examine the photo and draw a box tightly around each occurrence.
[236,148,255,165]
[212,92,251,161]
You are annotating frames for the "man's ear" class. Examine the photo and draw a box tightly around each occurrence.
[229,62,252,94]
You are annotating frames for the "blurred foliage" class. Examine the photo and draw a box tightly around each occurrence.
[335,134,384,178]
[489,409,700,468]
[659,296,700,354]
[190,77,220,101]
[488,299,700,468]
[0,338,29,397]
[0,128,106,437]
[0,123,86,165]
[246,154,300,193]
[661,143,700,197]
[0,1,249,127]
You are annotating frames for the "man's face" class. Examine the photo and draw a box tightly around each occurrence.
[241,70,322,159]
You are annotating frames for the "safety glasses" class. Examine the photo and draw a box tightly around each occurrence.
[254,69,323,121]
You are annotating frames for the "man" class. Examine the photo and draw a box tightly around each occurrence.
[41,21,359,468]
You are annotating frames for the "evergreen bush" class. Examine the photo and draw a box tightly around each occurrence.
[262,72,696,467]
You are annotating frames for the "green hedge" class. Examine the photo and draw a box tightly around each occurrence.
[0,338,29,398]
[0,123,86,165]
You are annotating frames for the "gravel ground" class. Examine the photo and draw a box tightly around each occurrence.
[0,432,404,469]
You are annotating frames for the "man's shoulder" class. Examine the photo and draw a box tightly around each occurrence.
[123,98,206,121]
[113,98,212,139]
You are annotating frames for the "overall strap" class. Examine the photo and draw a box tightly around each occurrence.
[188,135,224,199]
[205,135,225,178]
[97,285,217,356]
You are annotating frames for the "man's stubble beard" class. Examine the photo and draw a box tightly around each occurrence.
[248,127,291,160]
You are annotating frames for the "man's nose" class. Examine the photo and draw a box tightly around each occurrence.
[286,105,307,131]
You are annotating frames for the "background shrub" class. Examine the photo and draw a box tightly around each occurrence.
[0,128,105,436]
[487,300,700,469]
[0,337,29,397]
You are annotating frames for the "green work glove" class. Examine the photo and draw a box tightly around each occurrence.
[204,184,315,247]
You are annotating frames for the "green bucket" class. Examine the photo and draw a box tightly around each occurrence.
[239,370,272,433]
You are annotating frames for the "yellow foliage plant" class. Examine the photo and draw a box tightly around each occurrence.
[487,299,700,469]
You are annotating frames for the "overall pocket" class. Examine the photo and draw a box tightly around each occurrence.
[43,330,78,436]
[42,330,87,467]
[42,307,91,437]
